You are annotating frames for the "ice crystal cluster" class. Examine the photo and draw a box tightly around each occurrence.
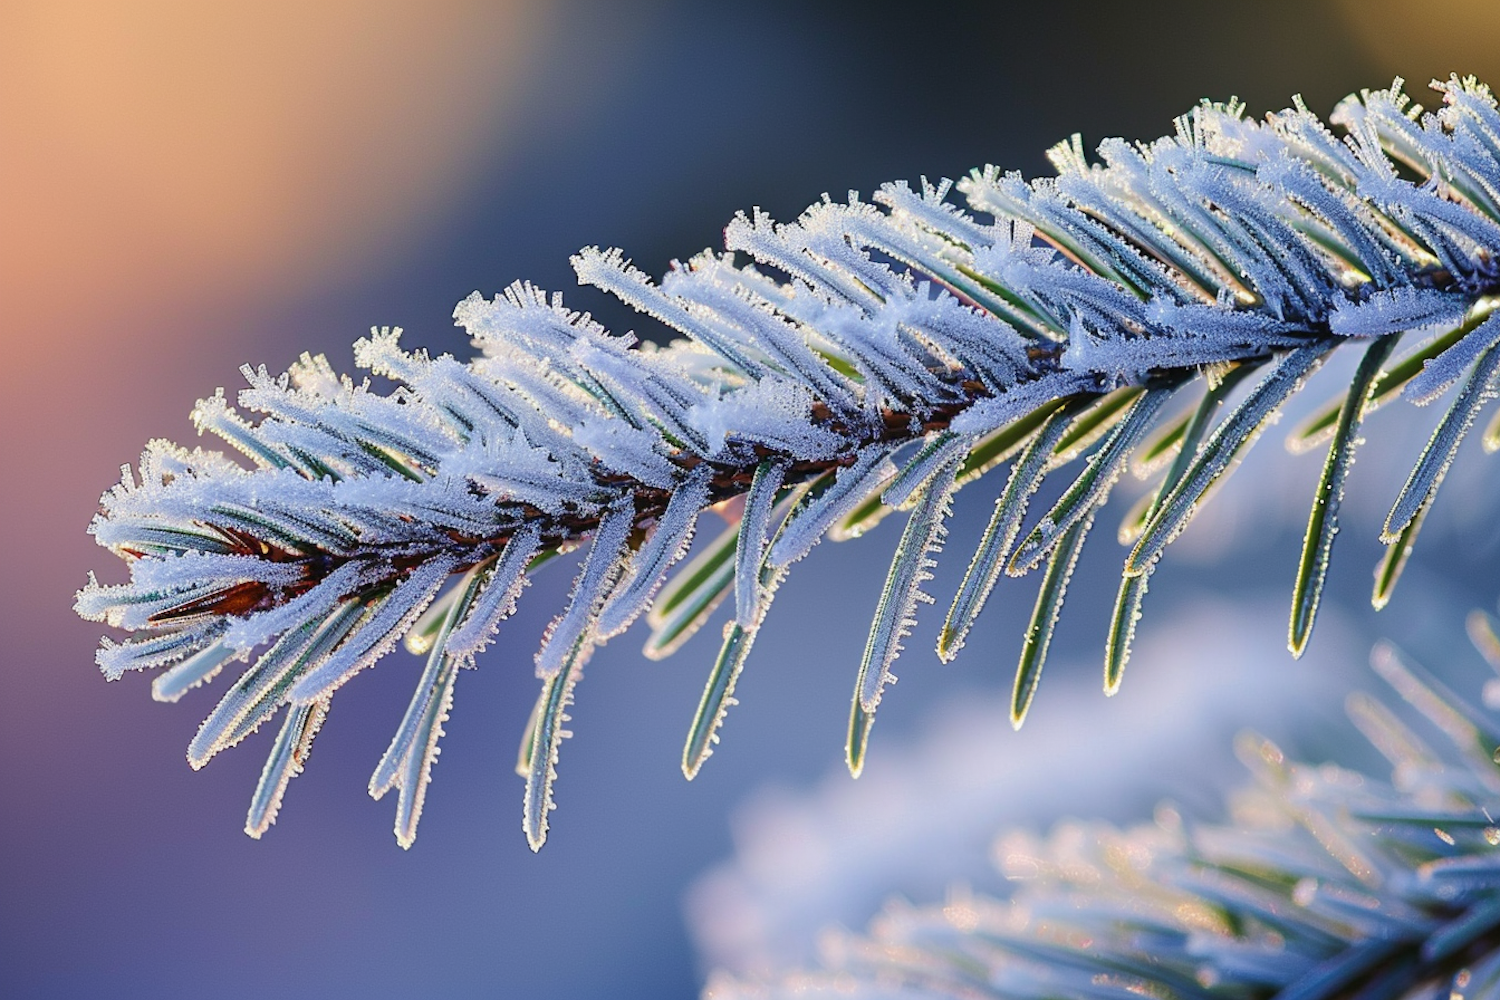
[704,615,1500,1000]
[77,77,1500,849]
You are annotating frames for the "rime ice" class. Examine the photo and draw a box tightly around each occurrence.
[78,77,1500,848]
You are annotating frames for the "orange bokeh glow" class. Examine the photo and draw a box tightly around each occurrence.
[0,1,550,354]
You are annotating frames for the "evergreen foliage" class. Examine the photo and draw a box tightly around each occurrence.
[77,77,1500,850]
[704,616,1500,1000]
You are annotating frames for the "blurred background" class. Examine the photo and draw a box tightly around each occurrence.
[4,1,1500,996]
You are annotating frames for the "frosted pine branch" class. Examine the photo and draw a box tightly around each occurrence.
[704,617,1500,1000]
[78,77,1500,849]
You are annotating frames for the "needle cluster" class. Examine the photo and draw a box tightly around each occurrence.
[707,615,1500,1000]
[78,77,1500,849]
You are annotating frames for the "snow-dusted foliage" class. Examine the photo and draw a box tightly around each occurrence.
[704,618,1500,1000]
[79,78,1500,849]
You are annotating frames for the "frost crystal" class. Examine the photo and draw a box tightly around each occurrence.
[705,628,1500,1000]
[78,78,1500,848]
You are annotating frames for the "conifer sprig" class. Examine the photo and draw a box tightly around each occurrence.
[704,617,1500,1000]
[78,77,1500,849]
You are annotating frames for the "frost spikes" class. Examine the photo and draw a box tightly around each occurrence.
[1290,335,1399,658]
[848,452,964,775]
